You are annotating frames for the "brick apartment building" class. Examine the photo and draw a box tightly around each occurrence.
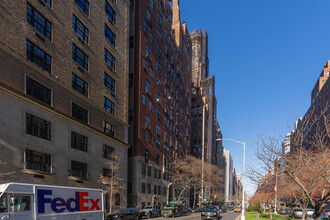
[0,0,130,212]
[128,0,192,209]
[292,61,330,150]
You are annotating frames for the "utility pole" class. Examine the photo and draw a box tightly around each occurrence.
[201,105,205,207]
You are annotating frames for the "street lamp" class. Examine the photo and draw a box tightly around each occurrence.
[216,138,246,220]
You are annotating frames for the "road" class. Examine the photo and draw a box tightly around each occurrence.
[147,211,240,220]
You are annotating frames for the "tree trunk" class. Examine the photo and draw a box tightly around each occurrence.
[269,209,272,220]
[301,209,306,220]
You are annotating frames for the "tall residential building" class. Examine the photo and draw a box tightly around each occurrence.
[223,148,233,202]
[292,61,330,150]
[128,0,192,209]
[0,0,130,212]
[190,29,220,166]
[282,133,291,155]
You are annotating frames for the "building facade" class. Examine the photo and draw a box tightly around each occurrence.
[292,61,330,150]
[0,0,130,212]
[128,0,192,209]
[190,29,219,165]
[223,148,233,202]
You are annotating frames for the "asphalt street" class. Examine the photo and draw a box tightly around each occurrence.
[145,212,240,220]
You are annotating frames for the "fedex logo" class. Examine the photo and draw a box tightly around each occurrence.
[37,189,101,214]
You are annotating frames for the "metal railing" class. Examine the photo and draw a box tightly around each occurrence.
[22,162,54,174]
[68,169,89,180]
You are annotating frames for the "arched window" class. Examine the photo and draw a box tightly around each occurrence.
[115,193,120,206]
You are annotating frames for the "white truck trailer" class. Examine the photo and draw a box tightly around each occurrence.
[0,182,104,220]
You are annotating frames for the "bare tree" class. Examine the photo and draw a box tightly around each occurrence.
[99,152,126,214]
[0,156,14,182]
[170,156,224,208]
[170,156,203,202]
[248,107,330,220]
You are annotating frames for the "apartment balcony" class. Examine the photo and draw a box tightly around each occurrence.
[68,170,90,181]
[21,162,54,175]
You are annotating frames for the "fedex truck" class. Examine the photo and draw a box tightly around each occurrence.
[0,182,104,220]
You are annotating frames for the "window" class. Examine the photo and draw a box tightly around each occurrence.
[27,3,51,40]
[72,74,88,96]
[104,121,114,137]
[142,94,146,105]
[157,30,161,41]
[156,155,159,165]
[70,160,88,179]
[157,77,161,86]
[105,25,116,47]
[156,124,160,135]
[103,168,111,177]
[158,186,161,195]
[104,73,115,92]
[156,108,160,119]
[156,139,160,149]
[157,45,161,57]
[26,77,51,105]
[27,40,51,73]
[145,149,149,163]
[104,97,115,114]
[149,134,152,144]
[43,0,51,7]
[146,9,151,22]
[150,32,154,44]
[149,101,152,111]
[146,44,151,58]
[148,167,151,176]
[25,149,51,173]
[146,80,150,93]
[158,13,162,26]
[72,44,88,70]
[115,194,120,206]
[154,185,157,194]
[150,0,154,9]
[71,132,88,152]
[72,102,88,123]
[142,129,146,140]
[149,67,153,77]
[75,0,89,15]
[145,115,150,128]
[143,57,147,69]
[143,21,147,33]
[26,113,51,140]
[8,195,31,212]
[104,49,115,70]
[103,145,114,159]
[72,15,88,43]
[0,193,7,213]
[105,1,116,24]
[142,183,146,193]
[157,61,161,72]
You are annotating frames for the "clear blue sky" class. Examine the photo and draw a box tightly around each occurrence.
[181,0,330,196]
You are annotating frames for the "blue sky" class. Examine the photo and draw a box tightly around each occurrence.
[181,0,330,196]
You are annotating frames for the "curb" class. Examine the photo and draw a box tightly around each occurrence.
[235,214,242,220]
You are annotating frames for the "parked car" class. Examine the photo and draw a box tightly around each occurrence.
[291,209,303,219]
[201,206,220,220]
[139,206,161,218]
[161,204,184,218]
[106,208,140,220]
[192,207,201,213]
[279,208,290,215]
[185,207,192,214]
[234,206,241,212]
[322,209,330,220]
[305,208,315,218]
[219,205,228,213]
